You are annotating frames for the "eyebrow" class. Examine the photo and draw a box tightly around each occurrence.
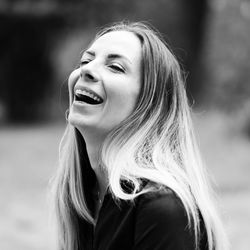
[84,50,95,57]
[83,50,132,64]
[107,54,132,64]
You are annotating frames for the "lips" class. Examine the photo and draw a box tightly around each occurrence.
[74,87,103,105]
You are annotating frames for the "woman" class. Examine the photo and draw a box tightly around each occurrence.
[52,22,228,250]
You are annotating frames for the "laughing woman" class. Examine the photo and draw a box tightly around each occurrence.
[52,22,228,250]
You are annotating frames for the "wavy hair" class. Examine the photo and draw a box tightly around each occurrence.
[51,21,228,250]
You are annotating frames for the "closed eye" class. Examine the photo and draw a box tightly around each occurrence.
[108,63,125,73]
[80,60,91,66]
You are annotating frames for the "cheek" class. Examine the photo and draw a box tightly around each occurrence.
[123,79,141,108]
[68,69,80,104]
[107,80,140,115]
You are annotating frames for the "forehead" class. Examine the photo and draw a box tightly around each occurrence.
[88,31,142,62]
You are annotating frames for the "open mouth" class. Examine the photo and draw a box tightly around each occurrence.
[74,89,103,105]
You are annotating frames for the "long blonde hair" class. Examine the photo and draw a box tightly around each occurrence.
[52,21,228,250]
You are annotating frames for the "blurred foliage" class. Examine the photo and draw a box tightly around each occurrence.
[0,0,249,125]
[0,0,207,122]
[202,0,250,111]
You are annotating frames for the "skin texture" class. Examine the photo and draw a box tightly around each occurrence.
[67,31,142,201]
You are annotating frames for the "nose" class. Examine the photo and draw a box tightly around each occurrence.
[80,64,99,83]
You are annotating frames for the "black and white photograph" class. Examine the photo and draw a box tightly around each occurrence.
[0,0,250,249]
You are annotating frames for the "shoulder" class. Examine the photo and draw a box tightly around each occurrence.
[136,188,189,228]
[133,189,199,250]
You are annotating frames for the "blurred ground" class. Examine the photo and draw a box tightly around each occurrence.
[194,111,250,250]
[0,110,249,250]
[0,124,61,250]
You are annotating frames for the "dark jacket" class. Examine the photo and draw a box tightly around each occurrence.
[78,187,208,250]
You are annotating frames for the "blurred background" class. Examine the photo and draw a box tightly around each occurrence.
[0,0,250,249]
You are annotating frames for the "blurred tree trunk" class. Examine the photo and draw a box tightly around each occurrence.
[182,0,208,102]
[0,12,64,122]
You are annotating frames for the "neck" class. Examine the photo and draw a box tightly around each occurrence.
[78,127,108,195]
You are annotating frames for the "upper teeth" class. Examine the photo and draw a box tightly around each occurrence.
[75,89,102,102]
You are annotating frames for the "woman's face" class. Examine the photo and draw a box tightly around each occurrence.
[68,30,142,135]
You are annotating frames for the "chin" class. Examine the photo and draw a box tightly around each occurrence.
[68,106,122,137]
[68,110,101,135]
[68,111,87,129]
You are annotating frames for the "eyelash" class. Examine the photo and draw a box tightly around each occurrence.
[108,64,125,73]
[80,60,90,66]
[80,60,125,73]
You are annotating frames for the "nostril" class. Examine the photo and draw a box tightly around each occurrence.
[85,73,95,81]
